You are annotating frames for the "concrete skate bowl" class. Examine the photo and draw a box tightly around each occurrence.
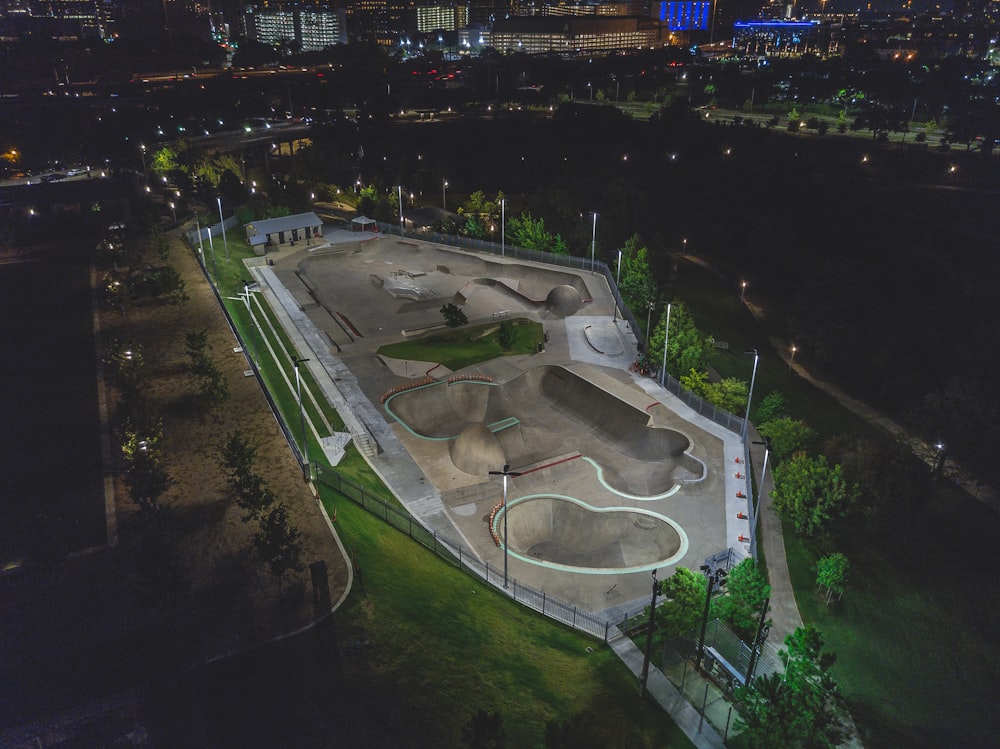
[384,366,704,495]
[499,495,687,573]
[470,278,583,317]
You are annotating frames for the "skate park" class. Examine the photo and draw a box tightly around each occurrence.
[256,230,748,617]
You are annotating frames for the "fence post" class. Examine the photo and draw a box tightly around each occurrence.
[604,621,609,641]
[542,592,546,614]
[459,545,462,568]
[699,682,710,730]
[572,607,577,628]
[408,516,412,538]
[433,532,438,554]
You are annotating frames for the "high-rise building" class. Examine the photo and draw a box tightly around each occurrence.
[245,4,346,49]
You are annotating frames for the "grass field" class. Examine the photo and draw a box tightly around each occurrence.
[671,256,1000,749]
[378,318,545,371]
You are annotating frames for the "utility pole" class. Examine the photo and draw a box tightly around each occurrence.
[639,570,659,697]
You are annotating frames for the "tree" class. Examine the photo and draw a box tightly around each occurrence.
[771,454,857,537]
[122,421,170,513]
[506,212,568,255]
[441,302,468,328]
[815,553,850,605]
[735,625,846,749]
[462,708,506,749]
[757,417,816,463]
[712,558,770,639]
[254,502,304,578]
[679,368,709,398]
[616,234,657,312]
[151,146,182,178]
[755,391,788,426]
[656,567,707,639]
[646,302,714,380]
[703,377,749,414]
[497,320,516,350]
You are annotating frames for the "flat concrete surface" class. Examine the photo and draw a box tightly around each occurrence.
[254,233,752,619]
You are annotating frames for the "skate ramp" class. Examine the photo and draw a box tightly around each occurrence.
[385,366,704,495]
[502,496,686,571]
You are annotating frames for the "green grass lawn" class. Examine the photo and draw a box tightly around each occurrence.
[378,319,544,371]
[320,492,697,748]
[670,256,1000,749]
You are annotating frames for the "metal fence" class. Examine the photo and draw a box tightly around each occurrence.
[313,463,613,641]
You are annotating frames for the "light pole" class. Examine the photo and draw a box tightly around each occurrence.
[749,436,771,560]
[140,144,147,179]
[242,279,257,365]
[742,349,759,441]
[501,198,506,257]
[169,201,176,223]
[442,179,448,211]
[398,185,404,235]
[205,219,218,286]
[489,463,522,589]
[646,300,656,351]
[613,249,623,322]
[294,357,311,481]
[660,302,672,386]
[590,211,598,272]
[639,570,659,697]
[696,565,726,670]
[789,345,797,370]
[740,280,747,305]
[682,237,687,254]
[217,196,229,260]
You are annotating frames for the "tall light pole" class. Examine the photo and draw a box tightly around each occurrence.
[398,185,404,235]
[639,570,659,697]
[140,144,147,179]
[217,196,229,260]
[660,302,672,386]
[789,345,797,370]
[205,219,218,286]
[169,201,176,223]
[442,179,448,211]
[749,436,771,561]
[501,198,506,257]
[646,300,656,351]
[294,357,311,481]
[742,349,759,441]
[489,463,522,589]
[242,279,257,365]
[696,565,726,670]
[613,249,623,322]
[740,280,747,305]
[590,211,598,272]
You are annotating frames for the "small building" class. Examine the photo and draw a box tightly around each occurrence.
[351,216,379,233]
[245,212,323,255]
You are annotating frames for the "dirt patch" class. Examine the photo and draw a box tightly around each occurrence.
[0,222,350,728]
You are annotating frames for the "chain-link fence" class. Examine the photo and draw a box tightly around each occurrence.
[314,463,613,641]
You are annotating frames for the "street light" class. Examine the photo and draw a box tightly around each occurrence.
[442,179,448,211]
[659,303,672,386]
[613,249,623,322]
[501,197,506,258]
[293,356,311,481]
[139,144,147,179]
[242,279,257,365]
[749,436,771,560]
[489,463,522,589]
[398,185,405,235]
[590,211,598,272]
[217,196,229,260]
[169,201,176,223]
[646,300,656,351]
[639,569,659,697]
[789,345,797,370]
[742,349,759,441]
[696,565,727,670]
[740,280,747,305]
